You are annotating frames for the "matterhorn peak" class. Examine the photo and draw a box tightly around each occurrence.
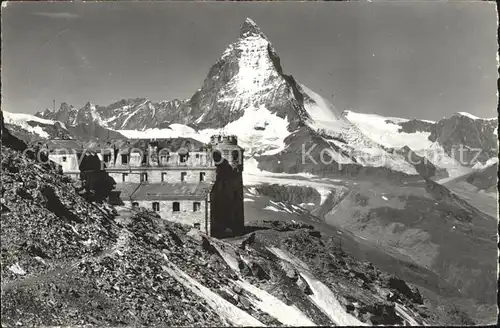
[239,17,267,39]
[83,101,95,108]
[59,102,73,110]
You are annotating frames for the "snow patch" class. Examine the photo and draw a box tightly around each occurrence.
[267,247,366,326]
[117,124,197,139]
[456,112,497,121]
[209,241,317,326]
[162,254,264,327]
[263,205,284,213]
[198,105,291,157]
[300,84,346,137]
[344,110,434,150]
[3,111,65,138]
[317,188,332,205]
[415,143,471,178]
[8,262,26,275]
[234,279,317,326]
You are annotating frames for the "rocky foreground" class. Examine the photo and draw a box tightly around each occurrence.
[0,135,441,326]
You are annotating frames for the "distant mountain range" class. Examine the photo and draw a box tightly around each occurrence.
[4,18,497,180]
[1,18,497,325]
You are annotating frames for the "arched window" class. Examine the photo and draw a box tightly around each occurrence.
[212,150,222,164]
[173,202,180,212]
[231,150,239,161]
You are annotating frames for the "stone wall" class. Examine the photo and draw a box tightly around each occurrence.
[49,154,80,174]
[124,199,210,234]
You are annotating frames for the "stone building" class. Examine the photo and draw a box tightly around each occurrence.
[39,139,88,179]
[104,135,245,237]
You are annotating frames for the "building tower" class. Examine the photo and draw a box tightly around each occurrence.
[209,134,245,237]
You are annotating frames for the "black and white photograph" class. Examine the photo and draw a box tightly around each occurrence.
[1,1,498,326]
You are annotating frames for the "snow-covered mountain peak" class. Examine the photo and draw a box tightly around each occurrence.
[83,101,95,109]
[455,112,497,121]
[60,102,75,111]
[239,17,266,39]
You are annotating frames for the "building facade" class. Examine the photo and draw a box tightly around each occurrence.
[40,139,88,180]
[104,136,244,237]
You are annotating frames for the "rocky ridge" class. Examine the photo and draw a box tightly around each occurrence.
[1,119,437,326]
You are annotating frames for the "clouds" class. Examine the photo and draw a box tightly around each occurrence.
[33,12,80,19]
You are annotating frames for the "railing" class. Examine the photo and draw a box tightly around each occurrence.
[105,161,215,168]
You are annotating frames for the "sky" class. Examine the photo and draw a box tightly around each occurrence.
[1,1,498,121]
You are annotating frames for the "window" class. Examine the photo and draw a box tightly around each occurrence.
[161,172,167,182]
[195,154,200,159]
[181,172,187,182]
[194,223,201,230]
[173,202,180,212]
[62,156,67,162]
[103,154,111,163]
[152,202,160,212]
[180,154,188,163]
[199,172,206,182]
[212,150,222,163]
[160,155,171,163]
[121,154,129,164]
[122,173,128,182]
[132,202,139,207]
[140,172,148,182]
[232,150,239,161]
[142,154,148,165]
[193,202,201,212]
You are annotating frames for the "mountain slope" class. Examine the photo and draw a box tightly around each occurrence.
[240,165,498,324]
[1,110,28,151]
[428,113,498,165]
[5,109,125,143]
[344,110,498,178]
[440,162,498,218]
[3,111,72,142]
[38,99,189,131]
[1,131,437,326]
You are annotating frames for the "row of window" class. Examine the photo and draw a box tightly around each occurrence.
[132,201,202,212]
[104,153,204,165]
[121,172,206,182]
